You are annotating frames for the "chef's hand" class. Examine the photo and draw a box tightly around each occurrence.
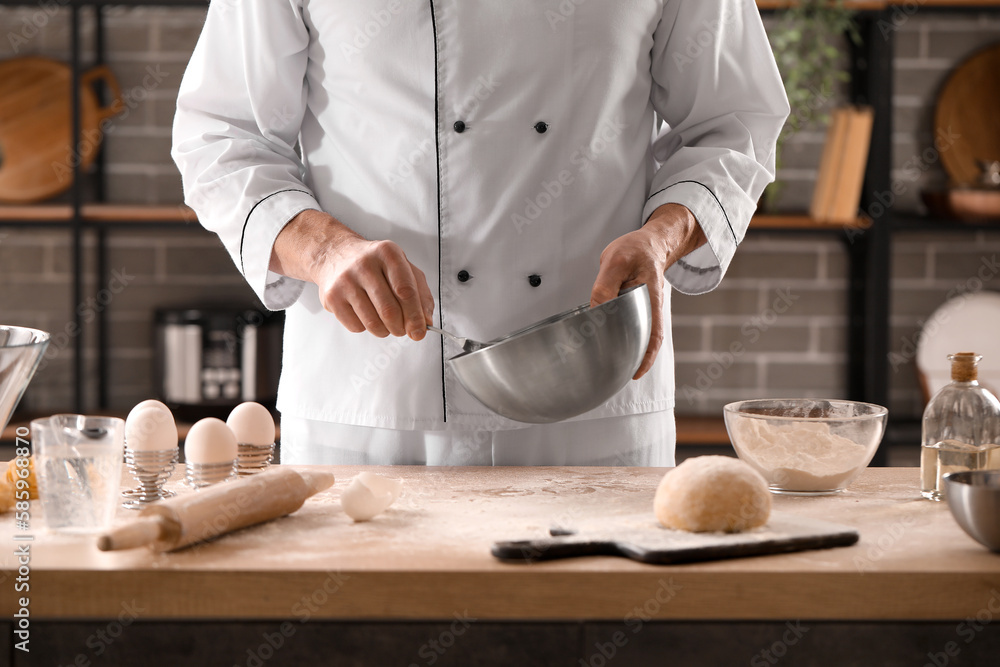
[270,209,435,340]
[590,203,707,380]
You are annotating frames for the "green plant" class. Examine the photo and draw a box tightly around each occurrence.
[766,0,861,209]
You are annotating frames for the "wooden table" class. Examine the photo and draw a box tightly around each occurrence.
[3,466,999,666]
[2,466,997,620]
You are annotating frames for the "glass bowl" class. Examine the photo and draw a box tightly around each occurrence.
[723,399,888,495]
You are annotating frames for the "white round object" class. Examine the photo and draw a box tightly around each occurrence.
[916,291,1000,399]
[341,472,403,522]
[226,402,276,446]
[124,404,177,452]
[654,455,771,533]
[184,417,238,464]
[125,399,172,432]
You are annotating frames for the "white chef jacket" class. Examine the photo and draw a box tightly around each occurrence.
[172,0,788,433]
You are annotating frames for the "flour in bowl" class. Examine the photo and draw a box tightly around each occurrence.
[731,418,869,491]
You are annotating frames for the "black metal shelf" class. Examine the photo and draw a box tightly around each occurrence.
[891,214,1000,232]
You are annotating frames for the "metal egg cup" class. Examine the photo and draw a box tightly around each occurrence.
[237,442,275,475]
[185,460,238,489]
[121,446,177,510]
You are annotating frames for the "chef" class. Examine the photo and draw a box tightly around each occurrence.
[172,0,789,466]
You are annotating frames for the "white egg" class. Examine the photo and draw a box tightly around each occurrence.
[184,417,238,464]
[226,402,276,446]
[125,399,172,433]
[341,472,403,522]
[124,405,177,452]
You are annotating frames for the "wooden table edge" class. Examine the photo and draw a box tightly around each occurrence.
[5,569,999,622]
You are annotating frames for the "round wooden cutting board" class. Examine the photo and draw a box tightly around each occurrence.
[935,43,1000,186]
[0,57,123,203]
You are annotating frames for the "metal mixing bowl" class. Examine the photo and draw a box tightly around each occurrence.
[448,284,652,423]
[943,470,1000,552]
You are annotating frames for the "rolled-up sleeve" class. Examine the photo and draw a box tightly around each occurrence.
[646,0,790,295]
[171,0,317,310]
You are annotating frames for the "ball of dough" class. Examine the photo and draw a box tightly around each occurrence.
[654,455,771,532]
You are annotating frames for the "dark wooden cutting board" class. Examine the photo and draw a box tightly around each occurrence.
[492,511,859,565]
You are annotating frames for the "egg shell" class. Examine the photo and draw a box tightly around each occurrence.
[226,402,276,446]
[184,417,238,464]
[125,405,178,452]
[341,472,402,522]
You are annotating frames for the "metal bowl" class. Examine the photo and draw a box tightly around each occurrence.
[943,470,1000,552]
[0,325,51,433]
[448,284,652,423]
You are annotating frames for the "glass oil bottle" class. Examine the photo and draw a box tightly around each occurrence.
[921,352,1000,500]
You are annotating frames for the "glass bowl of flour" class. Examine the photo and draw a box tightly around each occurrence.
[724,399,888,495]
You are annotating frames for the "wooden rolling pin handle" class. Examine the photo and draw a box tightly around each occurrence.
[298,470,336,496]
[97,516,166,551]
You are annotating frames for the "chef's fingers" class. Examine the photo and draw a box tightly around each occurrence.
[382,255,429,341]
[589,252,633,307]
[351,292,392,338]
[346,285,392,338]
[633,277,665,380]
[329,292,367,334]
[411,265,436,327]
[356,241,411,337]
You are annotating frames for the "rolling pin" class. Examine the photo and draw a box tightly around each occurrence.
[97,467,334,553]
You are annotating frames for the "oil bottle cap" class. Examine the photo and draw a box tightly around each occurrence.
[949,352,981,382]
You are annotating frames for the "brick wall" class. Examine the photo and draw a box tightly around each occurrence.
[1,7,999,422]
[886,13,1000,420]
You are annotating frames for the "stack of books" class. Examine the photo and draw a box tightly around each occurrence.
[810,105,875,224]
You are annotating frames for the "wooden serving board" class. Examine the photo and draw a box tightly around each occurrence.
[0,57,123,203]
[935,44,1000,186]
[492,511,859,565]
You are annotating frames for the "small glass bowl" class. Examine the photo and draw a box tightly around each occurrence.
[724,399,888,495]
